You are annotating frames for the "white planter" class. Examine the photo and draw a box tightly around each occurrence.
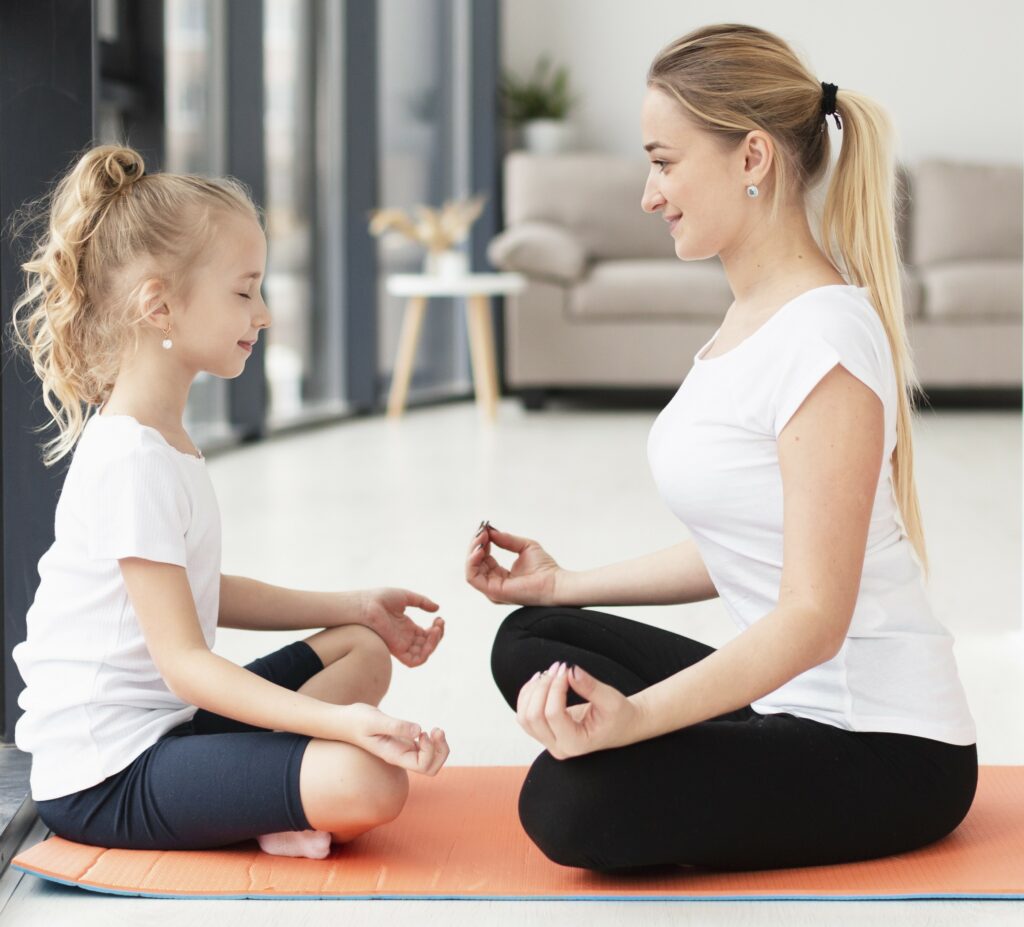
[423,249,469,278]
[523,119,572,154]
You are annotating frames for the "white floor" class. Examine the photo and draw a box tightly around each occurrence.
[3,399,1022,925]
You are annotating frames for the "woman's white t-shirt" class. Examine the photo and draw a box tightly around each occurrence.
[647,284,976,746]
[13,413,221,801]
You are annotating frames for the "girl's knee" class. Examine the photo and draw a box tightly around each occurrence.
[306,624,393,698]
[371,759,410,824]
[299,739,409,835]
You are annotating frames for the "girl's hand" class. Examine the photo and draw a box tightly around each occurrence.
[516,662,643,759]
[465,524,562,605]
[359,588,445,668]
[340,703,449,776]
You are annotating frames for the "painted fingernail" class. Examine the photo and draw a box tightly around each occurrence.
[548,660,559,674]
[556,663,567,676]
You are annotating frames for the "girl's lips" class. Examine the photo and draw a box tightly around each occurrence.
[238,341,253,353]
[668,216,681,234]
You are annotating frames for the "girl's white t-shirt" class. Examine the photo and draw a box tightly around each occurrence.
[13,413,221,801]
[647,284,976,746]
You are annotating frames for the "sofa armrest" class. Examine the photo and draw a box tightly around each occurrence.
[487,222,587,284]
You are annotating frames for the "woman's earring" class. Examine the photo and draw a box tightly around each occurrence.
[161,326,173,350]
[746,184,759,198]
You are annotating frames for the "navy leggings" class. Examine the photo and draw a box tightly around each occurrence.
[491,606,979,873]
[35,640,324,850]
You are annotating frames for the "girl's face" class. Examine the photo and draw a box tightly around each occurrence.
[171,211,271,379]
[640,87,765,262]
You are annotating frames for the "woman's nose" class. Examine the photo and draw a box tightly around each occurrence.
[641,177,664,213]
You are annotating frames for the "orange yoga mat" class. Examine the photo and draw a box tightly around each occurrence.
[12,765,1024,901]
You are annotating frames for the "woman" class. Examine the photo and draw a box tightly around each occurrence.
[465,23,977,873]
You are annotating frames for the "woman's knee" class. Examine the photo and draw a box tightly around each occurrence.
[299,739,409,836]
[518,753,601,869]
[490,606,547,701]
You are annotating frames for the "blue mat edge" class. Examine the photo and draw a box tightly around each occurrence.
[14,864,1024,902]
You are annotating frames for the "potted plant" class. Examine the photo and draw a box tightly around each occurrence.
[368,195,487,277]
[500,55,576,154]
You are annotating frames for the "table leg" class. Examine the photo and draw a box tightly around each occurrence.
[466,294,498,421]
[387,295,428,419]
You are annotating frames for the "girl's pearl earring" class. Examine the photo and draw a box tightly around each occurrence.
[746,184,759,198]
[161,327,173,350]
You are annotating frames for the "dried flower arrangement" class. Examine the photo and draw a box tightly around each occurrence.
[368,194,487,254]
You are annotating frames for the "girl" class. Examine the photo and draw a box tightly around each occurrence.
[466,23,977,872]
[10,144,449,860]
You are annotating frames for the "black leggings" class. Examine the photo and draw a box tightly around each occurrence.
[491,606,978,873]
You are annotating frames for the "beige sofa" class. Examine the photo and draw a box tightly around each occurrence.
[488,153,1022,405]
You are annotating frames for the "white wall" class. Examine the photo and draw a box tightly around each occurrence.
[501,0,1024,166]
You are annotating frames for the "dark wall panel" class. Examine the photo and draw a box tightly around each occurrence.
[0,0,95,741]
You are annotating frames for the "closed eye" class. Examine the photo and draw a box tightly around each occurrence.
[651,160,668,172]
[237,293,251,299]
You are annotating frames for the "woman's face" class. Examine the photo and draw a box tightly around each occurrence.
[640,86,765,262]
[171,211,271,379]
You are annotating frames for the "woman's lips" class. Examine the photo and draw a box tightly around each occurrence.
[238,341,253,354]
[667,216,681,233]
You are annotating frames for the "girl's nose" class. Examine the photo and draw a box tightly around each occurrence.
[255,295,272,329]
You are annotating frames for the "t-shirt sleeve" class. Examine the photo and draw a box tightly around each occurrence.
[771,306,887,438]
[86,445,190,565]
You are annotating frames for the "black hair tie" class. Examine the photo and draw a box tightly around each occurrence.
[821,81,842,130]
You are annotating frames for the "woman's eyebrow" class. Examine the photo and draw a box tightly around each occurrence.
[644,141,675,152]
[236,271,262,281]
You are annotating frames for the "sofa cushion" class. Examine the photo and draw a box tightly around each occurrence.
[487,222,587,283]
[911,160,1023,266]
[568,259,731,322]
[898,263,923,319]
[504,152,677,261]
[918,261,1023,322]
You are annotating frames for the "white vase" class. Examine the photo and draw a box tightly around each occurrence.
[523,119,572,154]
[423,249,469,278]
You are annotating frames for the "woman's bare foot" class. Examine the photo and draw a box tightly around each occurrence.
[257,829,332,859]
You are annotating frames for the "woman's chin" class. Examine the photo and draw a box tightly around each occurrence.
[673,236,717,263]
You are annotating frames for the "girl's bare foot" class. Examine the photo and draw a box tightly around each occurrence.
[257,829,332,859]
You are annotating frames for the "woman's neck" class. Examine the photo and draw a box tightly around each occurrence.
[718,206,842,308]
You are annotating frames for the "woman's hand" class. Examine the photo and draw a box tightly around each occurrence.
[516,662,645,759]
[359,588,444,668]
[339,703,450,776]
[465,524,563,605]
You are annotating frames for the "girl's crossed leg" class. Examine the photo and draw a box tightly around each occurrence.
[36,625,410,855]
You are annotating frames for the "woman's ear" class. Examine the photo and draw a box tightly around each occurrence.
[742,129,773,188]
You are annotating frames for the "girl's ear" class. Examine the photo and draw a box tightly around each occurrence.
[137,278,170,331]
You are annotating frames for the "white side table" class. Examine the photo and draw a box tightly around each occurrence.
[385,272,526,421]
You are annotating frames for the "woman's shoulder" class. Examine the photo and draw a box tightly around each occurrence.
[785,284,881,332]
[778,285,892,372]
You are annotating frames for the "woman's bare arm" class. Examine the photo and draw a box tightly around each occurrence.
[553,538,719,607]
